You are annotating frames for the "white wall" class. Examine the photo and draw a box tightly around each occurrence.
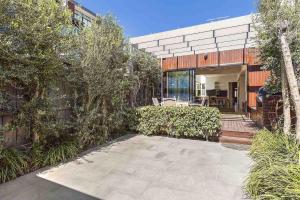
[238,74,246,111]
[196,74,238,97]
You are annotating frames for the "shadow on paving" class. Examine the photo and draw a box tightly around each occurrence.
[0,172,102,200]
[0,135,140,200]
[0,135,138,200]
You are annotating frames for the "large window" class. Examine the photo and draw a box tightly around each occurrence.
[166,70,194,101]
[74,11,92,27]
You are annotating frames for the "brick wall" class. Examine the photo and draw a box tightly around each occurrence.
[250,95,282,129]
[262,95,282,129]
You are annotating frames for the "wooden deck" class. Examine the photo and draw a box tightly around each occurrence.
[221,114,259,133]
[220,113,260,145]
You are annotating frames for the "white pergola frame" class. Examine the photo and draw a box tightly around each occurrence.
[129,15,257,59]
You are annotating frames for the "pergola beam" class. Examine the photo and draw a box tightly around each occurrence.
[130,15,258,58]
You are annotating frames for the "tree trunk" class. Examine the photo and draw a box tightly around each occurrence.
[32,84,43,143]
[281,66,291,134]
[280,31,300,142]
[102,99,109,140]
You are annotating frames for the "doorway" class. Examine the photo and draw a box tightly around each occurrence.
[229,82,238,111]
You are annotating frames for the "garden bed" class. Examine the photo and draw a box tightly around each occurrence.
[246,130,300,199]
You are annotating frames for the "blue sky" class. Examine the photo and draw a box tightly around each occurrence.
[78,0,257,37]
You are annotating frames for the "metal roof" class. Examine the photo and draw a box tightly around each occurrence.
[129,15,257,58]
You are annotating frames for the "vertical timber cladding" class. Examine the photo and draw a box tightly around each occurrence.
[177,55,197,69]
[219,49,244,65]
[246,48,269,109]
[161,55,197,71]
[247,66,271,108]
[197,49,245,68]
[197,52,219,67]
[162,57,177,71]
[162,48,255,71]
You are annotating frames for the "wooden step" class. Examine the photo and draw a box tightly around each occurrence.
[221,131,255,139]
[219,135,252,145]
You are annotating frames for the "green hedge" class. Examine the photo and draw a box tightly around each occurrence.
[246,129,300,199]
[132,106,221,139]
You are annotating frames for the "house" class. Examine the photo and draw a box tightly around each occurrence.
[66,0,97,28]
[129,15,271,115]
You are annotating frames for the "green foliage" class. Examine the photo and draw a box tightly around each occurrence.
[0,0,162,183]
[74,15,132,148]
[0,148,28,183]
[246,129,300,199]
[31,136,79,168]
[134,106,221,139]
[255,0,300,93]
[0,0,74,142]
[130,50,161,106]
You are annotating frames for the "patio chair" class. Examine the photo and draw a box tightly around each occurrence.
[162,98,177,107]
[152,98,161,106]
[190,97,209,107]
[200,97,209,106]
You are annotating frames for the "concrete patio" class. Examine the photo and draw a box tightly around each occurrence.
[0,134,251,200]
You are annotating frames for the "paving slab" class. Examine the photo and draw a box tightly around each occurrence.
[0,134,251,200]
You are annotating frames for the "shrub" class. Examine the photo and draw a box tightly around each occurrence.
[0,148,28,183]
[250,129,299,165]
[246,129,300,200]
[134,106,221,139]
[31,137,79,168]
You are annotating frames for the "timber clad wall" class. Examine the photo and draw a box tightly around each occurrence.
[162,48,261,71]
[178,55,197,69]
[245,48,261,65]
[161,47,270,110]
[248,71,271,87]
[162,57,177,71]
[219,49,244,65]
[198,52,219,67]
[247,65,270,108]
[248,92,258,108]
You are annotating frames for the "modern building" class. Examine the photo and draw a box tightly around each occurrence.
[130,15,270,114]
[66,0,97,28]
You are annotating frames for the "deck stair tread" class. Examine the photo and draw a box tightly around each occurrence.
[219,113,259,145]
[219,135,252,145]
[221,131,254,139]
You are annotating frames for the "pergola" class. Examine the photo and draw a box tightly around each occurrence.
[129,15,258,59]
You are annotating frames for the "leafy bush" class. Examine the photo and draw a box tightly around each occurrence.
[31,137,79,168]
[0,148,28,183]
[133,106,221,139]
[246,129,300,200]
[250,129,299,165]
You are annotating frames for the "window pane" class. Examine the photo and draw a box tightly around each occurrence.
[167,72,177,98]
[167,70,194,101]
[177,71,189,101]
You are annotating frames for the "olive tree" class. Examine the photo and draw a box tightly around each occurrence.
[256,0,300,141]
[76,15,131,147]
[130,50,161,106]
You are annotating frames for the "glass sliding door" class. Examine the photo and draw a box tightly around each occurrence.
[167,71,177,98]
[177,71,190,101]
[166,70,194,101]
